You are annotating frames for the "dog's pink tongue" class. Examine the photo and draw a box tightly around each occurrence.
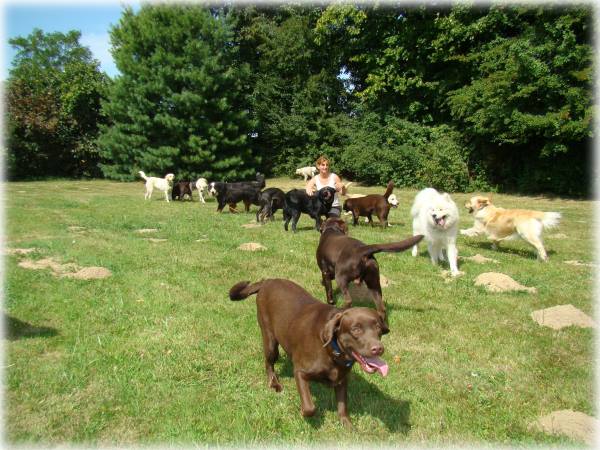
[365,356,389,377]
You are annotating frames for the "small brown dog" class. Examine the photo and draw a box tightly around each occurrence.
[316,217,423,320]
[461,195,561,261]
[342,181,398,228]
[229,278,389,427]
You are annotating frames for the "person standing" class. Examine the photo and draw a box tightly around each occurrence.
[305,156,343,217]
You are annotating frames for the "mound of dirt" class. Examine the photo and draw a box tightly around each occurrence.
[529,410,598,444]
[531,304,595,330]
[238,242,267,251]
[474,272,537,294]
[461,254,499,264]
[379,275,391,288]
[144,238,167,242]
[63,267,112,280]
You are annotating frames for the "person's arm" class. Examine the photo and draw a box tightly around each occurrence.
[332,174,343,193]
[306,176,316,196]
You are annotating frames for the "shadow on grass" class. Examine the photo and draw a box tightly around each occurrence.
[277,356,411,432]
[4,314,59,340]
[463,240,555,259]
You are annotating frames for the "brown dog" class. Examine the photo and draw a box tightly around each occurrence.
[316,217,423,320]
[342,181,398,228]
[229,278,389,427]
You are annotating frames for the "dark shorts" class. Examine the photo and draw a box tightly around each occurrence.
[327,206,341,218]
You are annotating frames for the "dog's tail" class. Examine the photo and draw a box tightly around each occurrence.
[229,280,263,301]
[138,171,148,181]
[383,180,394,198]
[541,212,561,229]
[358,235,424,258]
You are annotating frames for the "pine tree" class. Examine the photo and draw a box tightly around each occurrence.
[98,4,258,181]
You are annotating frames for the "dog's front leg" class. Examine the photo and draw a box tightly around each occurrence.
[446,239,460,276]
[335,378,352,428]
[294,370,316,417]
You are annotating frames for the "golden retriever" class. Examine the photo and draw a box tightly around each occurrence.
[460,196,560,261]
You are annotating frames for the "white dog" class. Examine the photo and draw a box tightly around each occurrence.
[411,188,460,276]
[195,178,209,203]
[461,196,560,261]
[138,171,174,202]
[295,166,317,181]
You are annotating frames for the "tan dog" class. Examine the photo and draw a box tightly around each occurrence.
[460,196,561,261]
[139,171,175,202]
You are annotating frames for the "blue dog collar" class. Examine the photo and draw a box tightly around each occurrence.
[331,337,355,368]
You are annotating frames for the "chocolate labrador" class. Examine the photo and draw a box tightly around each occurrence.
[343,180,398,228]
[316,217,423,320]
[229,278,389,427]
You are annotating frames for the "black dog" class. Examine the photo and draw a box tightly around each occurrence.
[209,173,265,213]
[256,187,286,223]
[172,181,194,201]
[283,186,336,232]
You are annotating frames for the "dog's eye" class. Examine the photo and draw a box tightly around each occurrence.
[351,325,363,335]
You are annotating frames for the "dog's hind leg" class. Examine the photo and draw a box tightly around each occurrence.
[518,222,548,261]
[363,265,386,322]
[259,325,283,392]
[321,270,335,305]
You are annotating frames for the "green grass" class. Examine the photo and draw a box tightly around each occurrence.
[3,178,595,446]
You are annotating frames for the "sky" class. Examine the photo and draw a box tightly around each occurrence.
[2,1,141,80]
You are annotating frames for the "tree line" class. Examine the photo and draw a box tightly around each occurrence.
[6,3,593,195]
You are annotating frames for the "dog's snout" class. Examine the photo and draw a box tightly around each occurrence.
[370,343,384,356]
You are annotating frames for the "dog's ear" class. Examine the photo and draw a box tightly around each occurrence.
[339,219,349,235]
[321,312,344,346]
[319,220,327,233]
[378,313,390,335]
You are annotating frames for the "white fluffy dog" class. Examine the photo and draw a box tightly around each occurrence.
[195,177,209,203]
[138,171,174,202]
[295,166,317,181]
[411,188,460,276]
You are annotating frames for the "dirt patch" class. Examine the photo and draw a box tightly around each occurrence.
[474,272,537,294]
[135,228,159,234]
[5,247,39,256]
[379,275,391,288]
[68,226,86,232]
[144,238,167,243]
[547,233,568,239]
[241,223,262,229]
[19,257,78,274]
[529,410,598,444]
[460,254,499,264]
[18,257,111,280]
[238,242,267,251]
[531,304,595,330]
[564,260,596,267]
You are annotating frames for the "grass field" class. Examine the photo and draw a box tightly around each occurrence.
[3,177,596,446]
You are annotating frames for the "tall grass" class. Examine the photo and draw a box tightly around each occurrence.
[3,178,595,446]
